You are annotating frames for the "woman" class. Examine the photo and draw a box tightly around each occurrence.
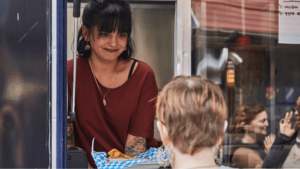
[230,104,273,168]
[67,0,158,168]
[156,76,233,169]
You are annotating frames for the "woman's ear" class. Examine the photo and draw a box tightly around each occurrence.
[82,25,89,41]
[156,121,169,146]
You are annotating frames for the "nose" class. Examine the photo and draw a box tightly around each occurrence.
[265,120,269,127]
[108,33,118,47]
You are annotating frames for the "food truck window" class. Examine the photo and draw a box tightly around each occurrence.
[191,0,300,167]
[67,1,175,141]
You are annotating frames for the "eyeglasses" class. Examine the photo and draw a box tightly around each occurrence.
[292,106,300,113]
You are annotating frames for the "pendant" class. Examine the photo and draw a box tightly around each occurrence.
[103,99,106,106]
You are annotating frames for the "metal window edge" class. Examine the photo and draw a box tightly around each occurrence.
[51,0,57,168]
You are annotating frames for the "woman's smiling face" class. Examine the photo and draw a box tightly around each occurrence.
[85,26,128,61]
[245,110,269,136]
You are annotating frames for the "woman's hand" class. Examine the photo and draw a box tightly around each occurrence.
[279,111,296,137]
[263,133,275,154]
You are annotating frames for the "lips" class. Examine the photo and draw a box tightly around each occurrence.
[105,48,119,53]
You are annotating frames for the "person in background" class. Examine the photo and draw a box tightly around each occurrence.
[156,76,234,169]
[263,96,300,168]
[67,0,158,168]
[230,104,274,168]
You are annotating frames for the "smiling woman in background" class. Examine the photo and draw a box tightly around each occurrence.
[67,0,158,168]
[230,104,273,168]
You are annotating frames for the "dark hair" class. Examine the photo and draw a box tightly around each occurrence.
[230,104,265,139]
[77,0,134,60]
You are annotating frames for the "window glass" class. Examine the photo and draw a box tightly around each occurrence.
[191,0,300,168]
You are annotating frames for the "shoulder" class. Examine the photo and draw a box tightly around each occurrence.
[138,60,155,75]
[135,60,153,73]
[67,57,87,75]
[134,60,156,79]
[67,59,73,73]
[233,147,257,155]
[133,60,157,90]
[233,146,263,163]
[232,147,259,162]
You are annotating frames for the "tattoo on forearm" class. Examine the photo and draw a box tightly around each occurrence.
[125,137,147,157]
[67,123,74,147]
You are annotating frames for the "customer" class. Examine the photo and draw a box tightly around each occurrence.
[156,76,233,169]
[263,96,300,168]
[230,104,272,168]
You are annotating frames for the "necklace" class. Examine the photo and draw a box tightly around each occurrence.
[184,165,218,169]
[89,59,118,106]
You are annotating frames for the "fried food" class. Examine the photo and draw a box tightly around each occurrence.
[107,148,148,160]
[104,158,110,163]
[107,148,133,159]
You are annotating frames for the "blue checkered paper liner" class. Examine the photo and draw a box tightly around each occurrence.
[91,138,167,169]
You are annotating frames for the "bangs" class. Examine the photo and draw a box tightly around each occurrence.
[96,5,131,34]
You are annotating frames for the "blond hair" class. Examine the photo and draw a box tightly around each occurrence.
[156,76,228,155]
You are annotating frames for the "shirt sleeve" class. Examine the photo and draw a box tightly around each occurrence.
[128,68,158,138]
[262,132,295,168]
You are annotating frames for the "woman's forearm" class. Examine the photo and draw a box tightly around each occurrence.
[125,135,147,157]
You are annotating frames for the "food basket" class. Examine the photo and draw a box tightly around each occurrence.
[91,138,163,169]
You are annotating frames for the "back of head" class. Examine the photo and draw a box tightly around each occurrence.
[156,76,228,155]
[77,0,134,59]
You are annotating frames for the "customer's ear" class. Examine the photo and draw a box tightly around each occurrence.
[216,121,229,146]
[156,121,169,146]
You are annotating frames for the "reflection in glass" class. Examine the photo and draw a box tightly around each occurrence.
[192,0,300,167]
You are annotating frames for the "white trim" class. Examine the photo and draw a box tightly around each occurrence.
[183,0,191,76]
[191,8,200,28]
[175,0,182,76]
[51,0,57,168]
[174,2,177,76]
[67,2,87,8]
[175,0,191,76]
